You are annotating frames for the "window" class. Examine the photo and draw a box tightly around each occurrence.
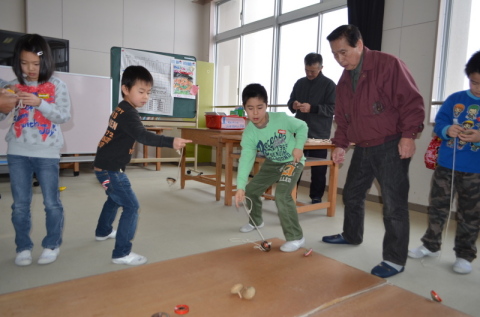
[319,8,348,84]
[214,0,348,109]
[431,0,480,121]
[217,0,241,33]
[240,28,274,98]
[277,17,319,105]
[244,0,275,24]
[216,39,240,106]
[281,0,320,14]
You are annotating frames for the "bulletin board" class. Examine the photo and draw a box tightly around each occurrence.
[110,47,197,118]
[0,66,112,155]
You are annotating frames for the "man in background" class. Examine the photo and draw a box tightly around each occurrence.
[288,53,336,204]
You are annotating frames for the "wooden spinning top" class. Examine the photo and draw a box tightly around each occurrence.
[230,284,256,300]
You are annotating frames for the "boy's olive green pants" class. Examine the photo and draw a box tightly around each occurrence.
[245,159,304,241]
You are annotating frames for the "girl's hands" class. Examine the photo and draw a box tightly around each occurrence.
[17,91,42,107]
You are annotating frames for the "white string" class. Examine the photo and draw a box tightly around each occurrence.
[241,197,266,241]
[234,196,271,251]
[229,238,268,251]
[439,137,457,261]
[166,148,183,188]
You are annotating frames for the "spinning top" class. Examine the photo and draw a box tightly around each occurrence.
[260,241,271,252]
[231,283,244,298]
[166,177,176,186]
[230,284,256,300]
[241,286,256,300]
[431,290,442,302]
[304,248,313,257]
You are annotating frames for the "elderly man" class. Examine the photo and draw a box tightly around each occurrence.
[322,25,425,278]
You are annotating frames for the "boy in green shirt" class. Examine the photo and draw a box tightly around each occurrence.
[235,83,308,252]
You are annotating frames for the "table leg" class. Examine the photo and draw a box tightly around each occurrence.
[215,143,223,201]
[181,146,186,189]
[155,144,161,171]
[143,144,148,167]
[224,142,234,206]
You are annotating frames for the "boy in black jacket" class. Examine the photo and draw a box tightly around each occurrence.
[94,66,191,265]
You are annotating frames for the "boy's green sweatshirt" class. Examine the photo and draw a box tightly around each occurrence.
[237,112,308,190]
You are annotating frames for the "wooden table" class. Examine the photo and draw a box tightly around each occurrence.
[179,128,243,201]
[130,127,173,170]
[179,129,338,216]
[295,142,338,216]
[0,238,468,317]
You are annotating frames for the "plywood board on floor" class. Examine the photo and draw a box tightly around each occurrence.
[0,238,467,316]
[0,238,384,316]
[310,284,471,317]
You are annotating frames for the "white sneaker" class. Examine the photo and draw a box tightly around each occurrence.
[408,245,440,259]
[280,237,305,252]
[112,252,147,266]
[15,250,32,266]
[38,248,60,265]
[95,229,117,241]
[240,222,264,233]
[453,258,472,274]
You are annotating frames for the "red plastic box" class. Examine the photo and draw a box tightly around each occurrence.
[205,115,246,130]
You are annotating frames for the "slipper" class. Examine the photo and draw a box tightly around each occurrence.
[371,261,404,278]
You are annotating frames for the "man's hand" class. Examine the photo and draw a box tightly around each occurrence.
[292,101,300,110]
[332,147,345,164]
[298,102,311,113]
[398,137,416,159]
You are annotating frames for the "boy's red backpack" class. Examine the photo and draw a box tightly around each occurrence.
[424,136,442,170]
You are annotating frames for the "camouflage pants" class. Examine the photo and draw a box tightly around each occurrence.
[421,165,480,261]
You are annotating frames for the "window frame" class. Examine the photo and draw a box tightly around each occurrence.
[214,0,347,108]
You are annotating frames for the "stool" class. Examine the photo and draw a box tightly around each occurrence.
[228,155,337,217]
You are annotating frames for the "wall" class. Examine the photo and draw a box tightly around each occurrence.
[0,1,25,33]
[0,0,210,77]
[0,0,213,159]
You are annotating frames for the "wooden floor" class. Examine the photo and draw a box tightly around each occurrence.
[0,238,469,317]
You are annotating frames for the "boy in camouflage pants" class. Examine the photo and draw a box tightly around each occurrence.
[409,51,480,274]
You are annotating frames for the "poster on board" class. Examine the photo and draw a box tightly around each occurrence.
[172,59,197,99]
[0,66,112,155]
[120,48,174,116]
